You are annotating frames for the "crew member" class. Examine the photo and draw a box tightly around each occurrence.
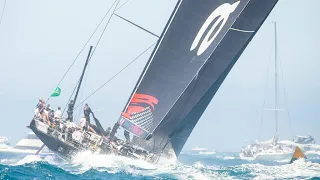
[80,116,96,134]
[124,130,130,144]
[37,98,45,114]
[54,107,62,131]
[48,109,55,125]
[44,104,51,121]
[45,104,52,111]
[83,103,93,124]
[80,116,88,131]
[36,98,45,119]
[54,107,62,121]
[105,127,111,137]
[67,100,74,122]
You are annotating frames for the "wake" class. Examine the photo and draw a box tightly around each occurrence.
[1,153,320,180]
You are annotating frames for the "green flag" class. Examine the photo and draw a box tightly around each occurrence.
[50,87,61,97]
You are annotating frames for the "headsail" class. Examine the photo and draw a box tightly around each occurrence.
[290,146,306,164]
[119,0,278,156]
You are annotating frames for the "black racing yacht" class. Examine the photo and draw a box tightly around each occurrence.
[29,0,278,162]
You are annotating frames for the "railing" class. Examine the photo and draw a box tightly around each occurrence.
[33,118,157,162]
[34,118,106,153]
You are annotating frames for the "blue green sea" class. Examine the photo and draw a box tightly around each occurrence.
[0,151,320,180]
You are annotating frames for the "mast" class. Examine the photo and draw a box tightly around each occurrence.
[73,46,93,106]
[36,46,93,154]
[273,22,278,135]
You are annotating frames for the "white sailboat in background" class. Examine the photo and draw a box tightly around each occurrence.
[239,136,293,161]
[239,23,320,161]
[239,22,294,161]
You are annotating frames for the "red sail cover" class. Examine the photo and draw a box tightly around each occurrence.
[120,93,158,137]
[120,0,278,156]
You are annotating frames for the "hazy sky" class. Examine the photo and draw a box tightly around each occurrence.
[0,0,319,152]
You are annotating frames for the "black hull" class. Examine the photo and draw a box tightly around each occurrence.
[29,119,82,161]
[29,119,153,162]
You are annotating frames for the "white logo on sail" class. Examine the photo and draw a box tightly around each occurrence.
[190,1,240,56]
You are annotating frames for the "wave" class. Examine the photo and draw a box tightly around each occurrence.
[237,159,320,179]
[0,153,319,179]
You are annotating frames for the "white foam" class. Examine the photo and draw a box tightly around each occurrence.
[223,156,236,160]
[16,155,42,165]
[1,150,319,179]
[71,151,157,173]
[67,152,230,179]
[306,151,320,156]
[237,158,320,179]
[275,159,290,163]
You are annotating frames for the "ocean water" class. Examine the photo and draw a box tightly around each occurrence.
[0,151,319,180]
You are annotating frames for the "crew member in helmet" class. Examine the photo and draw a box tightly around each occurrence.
[36,98,45,120]
[124,130,130,144]
[67,100,74,122]
[105,127,111,137]
[83,103,93,124]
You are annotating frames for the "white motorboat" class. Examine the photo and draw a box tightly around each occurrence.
[279,135,320,155]
[191,146,216,155]
[0,132,53,156]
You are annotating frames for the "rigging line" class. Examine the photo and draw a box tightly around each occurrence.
[278,51,292,137]
[64,0,119,117]
[74,41,157,109]
[230,28,254,33]
[72,0,120,118]
[153,137,171,162]
[152,136,156,154]
[258,37,273,141]
[72,0,120,117]
[114,13,159,38]
[0,0,6,29]
[115,0,131,12]
[57,0,116,84]
[122,0,183,113]
[46,0,118,102]
[87,0,120,61]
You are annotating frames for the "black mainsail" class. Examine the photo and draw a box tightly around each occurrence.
[118,0,278,157]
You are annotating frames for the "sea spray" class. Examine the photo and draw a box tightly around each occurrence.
[0,152,319,179]
[16,155,42,165]
[72,151,157,171]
